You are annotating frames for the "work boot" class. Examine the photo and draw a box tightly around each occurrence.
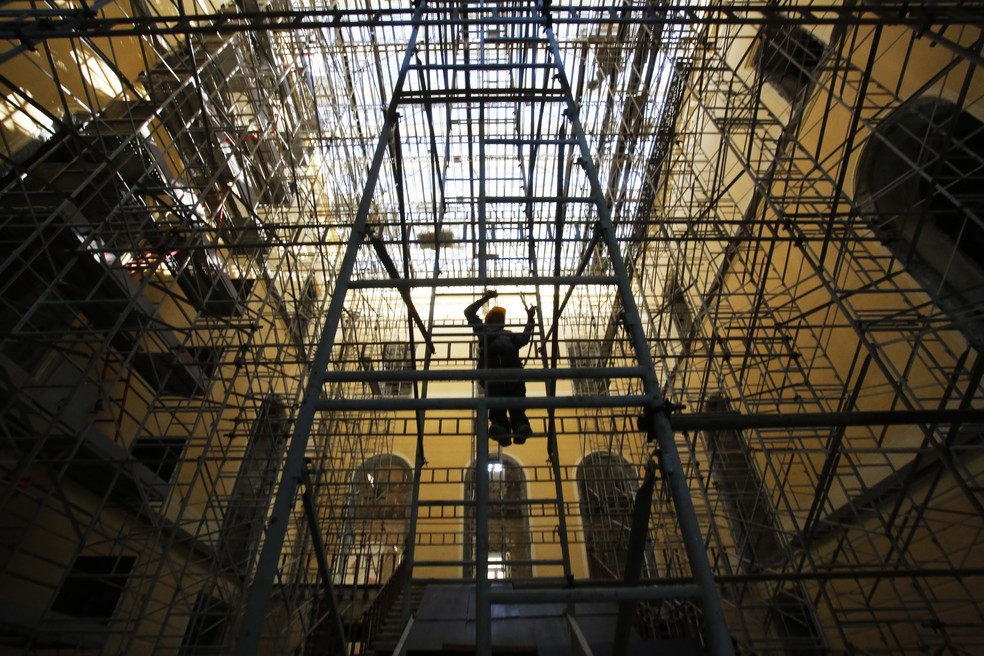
[512,424,532,445]
[489,423,511,446]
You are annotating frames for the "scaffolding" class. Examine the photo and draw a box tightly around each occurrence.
[1,1,984,655]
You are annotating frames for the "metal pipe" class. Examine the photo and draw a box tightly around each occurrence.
[566,613,596,656]
[613,459,657,655]
[651,567,984,585]
[233,5,428,652]
[7,5,984,43]
[543,16,736,656]
[488,584,702,604]
[365,227,434,352]
[475,399,491,656]
[669,409,984,431]
[348,274,621,288]
[321,366,646,382]
[392,616,415,656]
[299,468,347,656]
[315,395,652,411]
[412,559,567,568]
[418,497,566,506]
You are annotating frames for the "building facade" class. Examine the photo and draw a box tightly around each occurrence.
[0,1,982,654]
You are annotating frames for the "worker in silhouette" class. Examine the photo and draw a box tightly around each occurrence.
[465,291,536,446]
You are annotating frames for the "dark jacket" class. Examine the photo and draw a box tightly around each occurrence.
[464,302,534,382]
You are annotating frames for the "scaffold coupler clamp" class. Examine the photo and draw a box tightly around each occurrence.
[637,399,685,442]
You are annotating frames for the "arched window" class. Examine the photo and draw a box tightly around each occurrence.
[337,454,411,586]
[463,455,532,579]
[754,23,826,102]
[856,98,984,345]
[219,395,290,577]
[577,452,656,579]
[702,396,783,571]
[702,397,824,651]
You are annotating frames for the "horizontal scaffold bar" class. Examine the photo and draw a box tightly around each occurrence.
[482,195,596,203]
[314,395,652,411]
[396,91,568,104]
[487,585,703,604]
[484,138,579,146]
[408,63,555,71]
[418,498,561,506]
[412,559,568,568]
[348,275,620,289]
[9,6,984,43]
[312,397,984,429]
[321,366,646,383]
[669,408,984,431]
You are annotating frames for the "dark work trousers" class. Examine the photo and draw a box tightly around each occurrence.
[487,380,530,432]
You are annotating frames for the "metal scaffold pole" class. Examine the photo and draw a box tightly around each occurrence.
[539,8,735,656]
[234,3,429,652]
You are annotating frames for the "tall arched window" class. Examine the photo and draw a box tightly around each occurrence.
[463,455,531,579]
[219,395,290,577]
[754,23,826,102]
[856,97,984,345]
[577,452,656,579]
[337,454,411,586]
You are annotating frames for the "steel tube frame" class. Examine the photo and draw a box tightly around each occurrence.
[475,399,492,656]
[233,5,429,652]
[614,458,658,655]
[322,365,646,382]
[566,613,595,656]
[348,274,622,288]
[7,5,984,45]
[689,42,984,523]
[392,616,415,656]
[488,584,702,604]
[315,395,652,411]
[401,45,459,625]
[3,3,984,650]
[413,558,568,568]
[669,409,984,431]
[542,14,736,656]
[299,468,347,656]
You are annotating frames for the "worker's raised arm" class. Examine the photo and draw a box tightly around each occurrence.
[517,305,537,346]
[464,291,497,330]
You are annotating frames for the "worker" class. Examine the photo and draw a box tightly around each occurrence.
[464,291,536,446]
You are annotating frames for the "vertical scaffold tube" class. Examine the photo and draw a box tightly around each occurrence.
[234,4,429,653]
[539,11,735,656]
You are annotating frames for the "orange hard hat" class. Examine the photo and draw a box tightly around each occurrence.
[485,306,506,324]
